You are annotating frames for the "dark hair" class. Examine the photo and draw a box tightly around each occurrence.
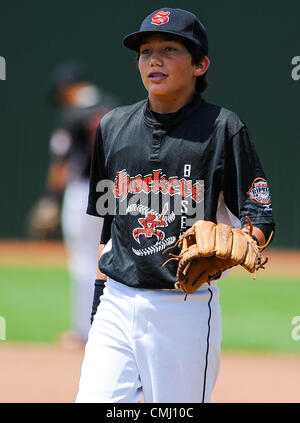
[136,33,208,93]
[48,61,91,106]
[181,39,208,93]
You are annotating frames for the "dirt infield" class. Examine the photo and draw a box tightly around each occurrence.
[0,241,68,268]
[1,241,299,276]
[0,241,299,403]
[0,342,299,403]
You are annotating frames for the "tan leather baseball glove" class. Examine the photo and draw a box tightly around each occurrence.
[162,217,272,298]
[27,195,62,240]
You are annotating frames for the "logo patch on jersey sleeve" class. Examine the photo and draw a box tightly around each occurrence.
[151,10,170,25]
[247,177,271,205]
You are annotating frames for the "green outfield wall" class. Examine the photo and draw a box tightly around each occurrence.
[0,0,299,247]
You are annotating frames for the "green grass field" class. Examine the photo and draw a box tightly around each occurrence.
[219,274,300,352]
[0,266,300,352]
[0,267,70,342]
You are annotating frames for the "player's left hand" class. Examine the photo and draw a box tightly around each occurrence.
[27,195,61,240]
[162,217,273,297]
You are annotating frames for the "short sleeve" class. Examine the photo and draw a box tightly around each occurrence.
[223,125,275,227]
[86,124,107,217]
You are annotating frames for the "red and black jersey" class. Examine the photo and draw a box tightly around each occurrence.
[87,93,275,289]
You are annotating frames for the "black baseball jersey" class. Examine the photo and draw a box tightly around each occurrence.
[87,93,275,290]
[49,104,111,181]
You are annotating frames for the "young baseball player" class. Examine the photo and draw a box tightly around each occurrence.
[76,8,275,402]
[35,62,117,347]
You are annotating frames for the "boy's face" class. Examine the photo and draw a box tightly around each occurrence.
[138,34,202,101]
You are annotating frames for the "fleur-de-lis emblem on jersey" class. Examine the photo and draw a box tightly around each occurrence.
[133,203,168,243]
[151,10,170,25]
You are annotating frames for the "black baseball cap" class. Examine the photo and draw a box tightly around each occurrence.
[48,61,91,105]
[123,7,208,55]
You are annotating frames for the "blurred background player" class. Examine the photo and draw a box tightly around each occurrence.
[28,61,117,348]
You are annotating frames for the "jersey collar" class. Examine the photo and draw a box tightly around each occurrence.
[143,92,204,130]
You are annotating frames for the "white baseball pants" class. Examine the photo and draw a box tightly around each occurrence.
[61,177,103,341]
[76,277,222,403]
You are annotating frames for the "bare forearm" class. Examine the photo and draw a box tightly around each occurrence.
[96,243,107,279]
[47,162,68,193]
